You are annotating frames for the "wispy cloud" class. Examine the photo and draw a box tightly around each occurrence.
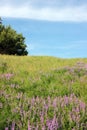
[55,40,87,50]
[0,0,87,22]
[28,40,87,51]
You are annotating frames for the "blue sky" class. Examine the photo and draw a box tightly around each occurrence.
[0,0,87,58]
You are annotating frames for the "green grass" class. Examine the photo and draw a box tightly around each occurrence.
[0,55,87,129]
[0,55,87,100]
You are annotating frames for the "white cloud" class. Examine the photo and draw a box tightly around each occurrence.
[27,40,87,51]
[0,2,87,22]
[54,40,87,50]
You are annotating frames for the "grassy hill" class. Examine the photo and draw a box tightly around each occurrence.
[0,55,87,129]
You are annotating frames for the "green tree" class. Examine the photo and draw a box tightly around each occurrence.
[0,18,28,55]
[0,17,2,24]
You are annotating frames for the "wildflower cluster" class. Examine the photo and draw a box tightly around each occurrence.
[1,93,86,130]
[0,58,87,130]
[0,73,14,80]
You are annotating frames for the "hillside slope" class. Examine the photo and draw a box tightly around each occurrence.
[0,55,87,99]
[0,55,87,129]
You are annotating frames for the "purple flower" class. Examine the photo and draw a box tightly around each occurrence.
[11,128,14,130]
[76,107,80,113]
[28,121,31,130]
[40,114,44,124]
[53,98,57,108]
[11,121,15,130]
[79,101,86,110]
[5,127,8,130]
[64,96,69,105]
[1,73,14,80]
[42,126,45,130]
[46,116,59,130]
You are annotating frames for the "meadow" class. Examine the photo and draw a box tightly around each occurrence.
[0,55,87,130]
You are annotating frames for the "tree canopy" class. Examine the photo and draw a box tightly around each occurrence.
[0,18,28,55]
[0,17,2,24]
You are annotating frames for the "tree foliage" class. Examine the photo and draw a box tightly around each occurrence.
[0,17,2,24]
[0,18,28,55]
